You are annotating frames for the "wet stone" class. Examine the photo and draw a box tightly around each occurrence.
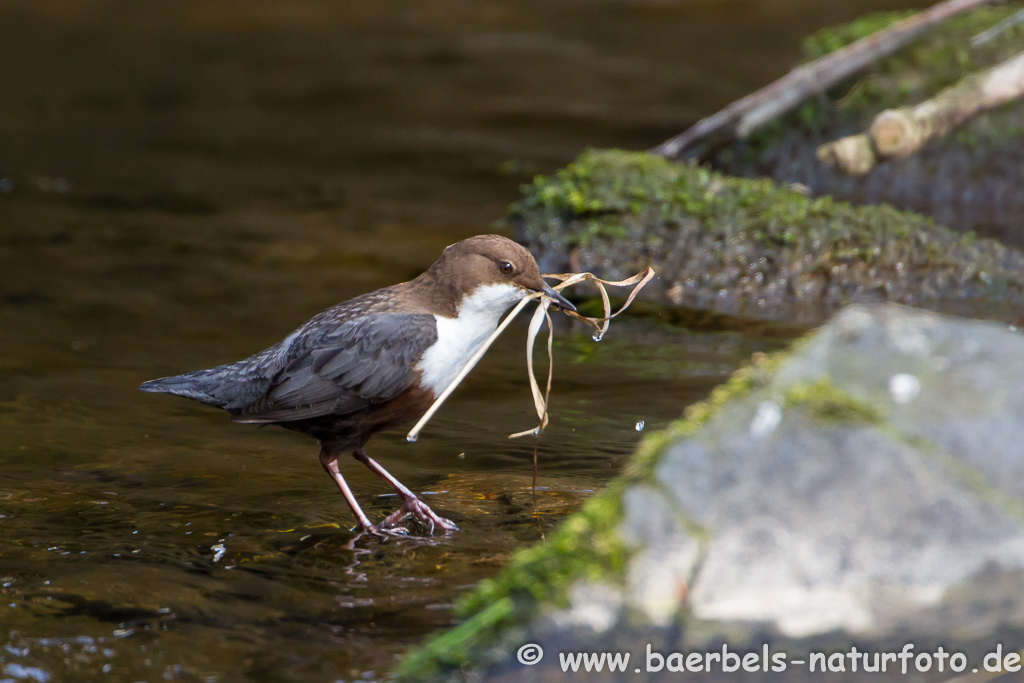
[400,304,1024,681]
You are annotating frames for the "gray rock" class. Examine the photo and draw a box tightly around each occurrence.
[399,305,1024,681]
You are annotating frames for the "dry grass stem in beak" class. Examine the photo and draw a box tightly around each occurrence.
[507,266,655,439]
[406,267,656,444]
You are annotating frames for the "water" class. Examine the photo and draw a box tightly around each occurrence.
[1,315,785,681]
[0,0,927,680]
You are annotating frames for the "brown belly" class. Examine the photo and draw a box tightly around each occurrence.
[275,385,436,450]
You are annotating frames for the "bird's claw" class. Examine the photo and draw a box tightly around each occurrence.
[380,497,457,536]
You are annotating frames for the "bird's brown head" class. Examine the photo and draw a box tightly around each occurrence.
[421,235,574,314]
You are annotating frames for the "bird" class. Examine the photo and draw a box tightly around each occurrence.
[139,234,575,536]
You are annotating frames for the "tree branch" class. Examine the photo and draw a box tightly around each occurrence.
[651,0,999,161]
[818,50,1024,175]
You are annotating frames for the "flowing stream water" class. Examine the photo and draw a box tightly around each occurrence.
[0,1,932,680]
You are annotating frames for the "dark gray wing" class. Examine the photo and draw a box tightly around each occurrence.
[231,312,437,423]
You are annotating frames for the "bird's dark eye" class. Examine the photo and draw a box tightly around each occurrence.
[498,260,514,275]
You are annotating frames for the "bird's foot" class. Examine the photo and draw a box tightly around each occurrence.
[380,497,457,536]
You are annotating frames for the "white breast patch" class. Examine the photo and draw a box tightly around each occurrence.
[416,283,528,396]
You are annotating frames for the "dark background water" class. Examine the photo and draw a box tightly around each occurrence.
[0,1,930,681]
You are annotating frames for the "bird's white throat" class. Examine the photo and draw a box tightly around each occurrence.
[416,283,528,395]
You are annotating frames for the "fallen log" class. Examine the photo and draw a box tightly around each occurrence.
[971,7,1024,47]
[818,50,1024,175]
[651,0,999,161]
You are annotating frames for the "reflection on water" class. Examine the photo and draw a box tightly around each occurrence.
[0,0,923,679]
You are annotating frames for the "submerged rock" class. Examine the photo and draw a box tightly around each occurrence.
[710,4,1024,243]
[515,149,1024,324]
[399,304,1024,681]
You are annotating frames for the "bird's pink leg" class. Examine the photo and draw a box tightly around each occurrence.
[318,447,378,533]
[352,448,457,534]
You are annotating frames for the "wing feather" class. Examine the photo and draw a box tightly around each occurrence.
[232,313,437,423]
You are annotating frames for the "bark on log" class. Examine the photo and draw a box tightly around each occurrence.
[818,50,1024,175]
[652,0,999,161]
[971,7,1024,47]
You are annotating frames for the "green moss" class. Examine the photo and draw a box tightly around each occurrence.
[521,149,889,247]
[824,5,1022,95]
[519,148,875,247]
[518,149,715,241]
[396,597,515,680]
[738,4,1024,157]
[783,378,883,424]
[515,148,1024,314]
[803,10,917,60]
[699,5,1024,242]
[459,491,626,615]
[396,487,628,680]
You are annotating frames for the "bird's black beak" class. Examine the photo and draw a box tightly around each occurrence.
[540,282,576,312]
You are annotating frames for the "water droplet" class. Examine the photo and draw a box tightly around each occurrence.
[592,332,604,342]
[635,420,645,432]
[406,434,418,443]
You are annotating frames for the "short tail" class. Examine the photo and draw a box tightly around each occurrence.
[139,369,230,408]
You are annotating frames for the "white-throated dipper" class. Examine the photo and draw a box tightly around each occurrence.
[140,235,574,536]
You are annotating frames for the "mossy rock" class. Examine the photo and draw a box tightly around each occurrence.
[398,304,1024,682]
[710,4,1024,242]
[513,148,1024,324]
